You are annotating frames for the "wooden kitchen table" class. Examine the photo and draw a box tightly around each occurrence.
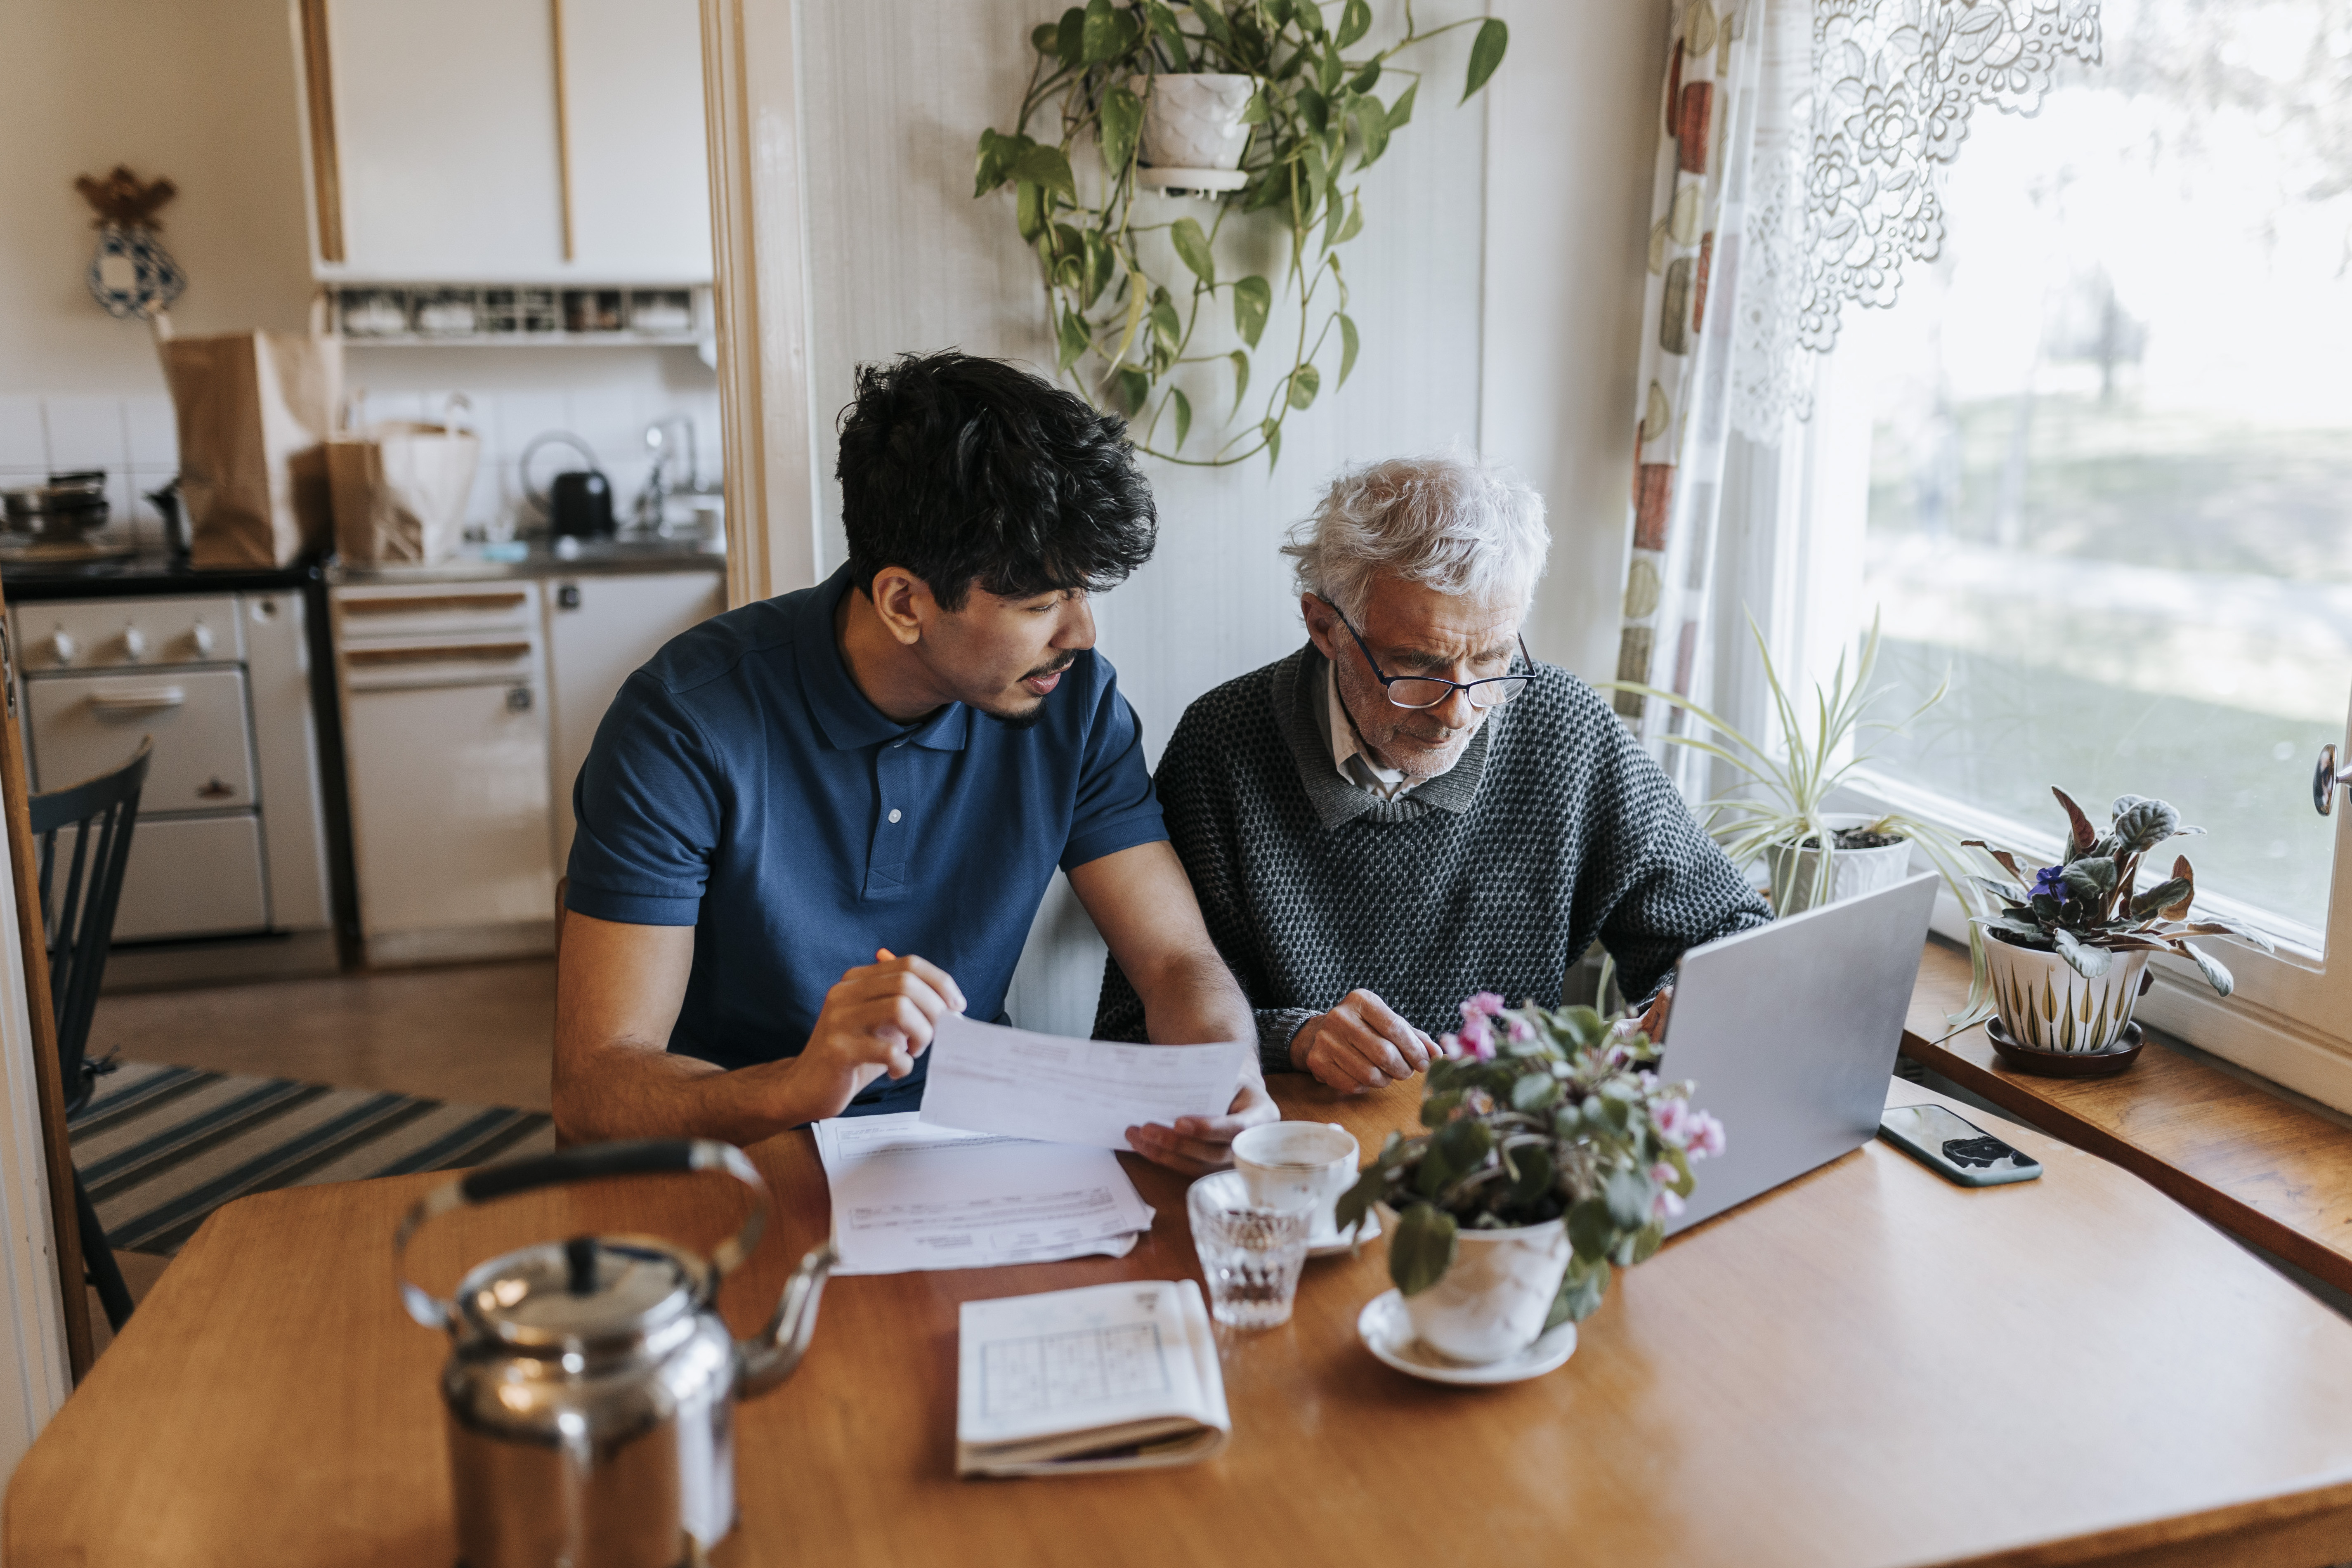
[14,1075,2352,1568]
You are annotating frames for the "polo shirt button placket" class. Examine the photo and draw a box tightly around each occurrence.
[865,744,912,896]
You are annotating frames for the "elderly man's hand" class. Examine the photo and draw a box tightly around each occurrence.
[1291,989,1435,1093]
[1125,1076,1278,1174]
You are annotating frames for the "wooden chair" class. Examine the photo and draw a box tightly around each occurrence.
[29,740,153,1332]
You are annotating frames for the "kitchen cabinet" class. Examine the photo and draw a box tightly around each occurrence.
[545,570,725,874]
[301,0,712,282]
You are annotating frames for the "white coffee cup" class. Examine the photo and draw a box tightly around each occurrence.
[1233,1122,1360,1239]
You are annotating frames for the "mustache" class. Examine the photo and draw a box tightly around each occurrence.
[1022,654,1078,682]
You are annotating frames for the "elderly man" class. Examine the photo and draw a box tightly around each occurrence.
[1096,453,1768,1108]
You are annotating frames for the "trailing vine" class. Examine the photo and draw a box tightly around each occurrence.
[975,0,1507,467]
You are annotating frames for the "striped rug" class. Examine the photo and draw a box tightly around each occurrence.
[68,1061,555,1257]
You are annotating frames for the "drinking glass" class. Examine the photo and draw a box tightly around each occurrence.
[1187,1171,1312,1329]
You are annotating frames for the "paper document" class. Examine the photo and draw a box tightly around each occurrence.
[956,1280,1230,1476]
[812,1112,1155,1276]
[918,1011,1249,1147]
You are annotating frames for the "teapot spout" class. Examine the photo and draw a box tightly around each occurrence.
[737,1239,838,1398]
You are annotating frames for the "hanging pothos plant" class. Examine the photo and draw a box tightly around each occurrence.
[974,0,1507,468]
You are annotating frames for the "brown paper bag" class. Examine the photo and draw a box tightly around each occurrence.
[328,418,481,565]
[155,316,342,568]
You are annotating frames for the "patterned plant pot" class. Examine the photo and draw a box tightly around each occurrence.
[1764,813,1915,916]
[1378,1204,1571,1365]
[1135,73,1256,172]
[1985,934,2149,1054]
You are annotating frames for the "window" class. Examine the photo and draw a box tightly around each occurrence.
[1816,0,2352,1096]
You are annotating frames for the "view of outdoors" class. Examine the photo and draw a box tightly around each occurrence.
[1847,0,2352,942]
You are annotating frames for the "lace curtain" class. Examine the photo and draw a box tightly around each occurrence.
[1611,0,2102,783]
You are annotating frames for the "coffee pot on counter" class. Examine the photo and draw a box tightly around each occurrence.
[395,1140,837,1568]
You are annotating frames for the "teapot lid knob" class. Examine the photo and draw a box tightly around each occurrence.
[564,1236,599,1296]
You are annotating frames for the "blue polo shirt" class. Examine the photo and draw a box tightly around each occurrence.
[565,563,1167,1113]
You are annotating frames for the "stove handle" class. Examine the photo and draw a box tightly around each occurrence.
[86,687,187,713]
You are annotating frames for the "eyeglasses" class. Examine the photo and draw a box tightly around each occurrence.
[1312,595,1535,711]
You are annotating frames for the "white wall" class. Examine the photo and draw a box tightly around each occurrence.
[0,0,723,548]
[779,0,1672,1033]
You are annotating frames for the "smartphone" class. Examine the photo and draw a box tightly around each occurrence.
[1878,1103,2043,1187]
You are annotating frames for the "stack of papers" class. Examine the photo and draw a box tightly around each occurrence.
[812,1113,1155,1276]
[918,1012,1250,1147]
[956,1280,1230,1477]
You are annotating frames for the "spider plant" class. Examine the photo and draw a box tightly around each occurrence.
[1604,611,1992,1022]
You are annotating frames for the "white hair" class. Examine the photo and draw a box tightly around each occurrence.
[1281,452,1550,623]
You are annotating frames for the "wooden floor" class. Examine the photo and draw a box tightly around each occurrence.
[75,960,556,1356]
[86,959,555,1113]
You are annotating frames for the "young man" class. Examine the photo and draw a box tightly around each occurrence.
[555,351,1269,1172]
[1095,452,1769,1091]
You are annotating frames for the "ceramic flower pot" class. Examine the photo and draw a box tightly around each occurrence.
[1377,1204,1571,1365]
[1985,934,2149,1054]
[1765,812,1915,916]
[1134,73,1256,173]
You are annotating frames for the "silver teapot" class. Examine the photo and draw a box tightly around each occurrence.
[395,1139,836,1568]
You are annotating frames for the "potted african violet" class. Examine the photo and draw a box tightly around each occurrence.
[1334,993,1724,1366]
[1965,789,2274,1073]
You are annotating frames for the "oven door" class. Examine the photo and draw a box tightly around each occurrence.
[24,668,258,808]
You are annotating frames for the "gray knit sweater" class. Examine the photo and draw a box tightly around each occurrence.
[1093,645,1772,1074]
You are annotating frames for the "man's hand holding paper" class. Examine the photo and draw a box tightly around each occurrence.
[918,1012,1256,1160]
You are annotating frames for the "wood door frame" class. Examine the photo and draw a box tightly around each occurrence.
[699,0,826,610]
[0,605,92,1384]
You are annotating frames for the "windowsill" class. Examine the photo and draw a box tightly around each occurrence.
[1902,936,2352,1296]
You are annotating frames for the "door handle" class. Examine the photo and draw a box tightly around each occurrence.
[86,687,187,713]
[2318,744,2352,816]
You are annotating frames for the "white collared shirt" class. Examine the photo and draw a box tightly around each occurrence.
[1327,661,1431,800]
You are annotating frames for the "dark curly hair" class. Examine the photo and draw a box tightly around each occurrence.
[835,351,1158,612]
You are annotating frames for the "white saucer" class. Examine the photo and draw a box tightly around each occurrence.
[1355,1289,1577,1385]
[1306,1208,1379,1258]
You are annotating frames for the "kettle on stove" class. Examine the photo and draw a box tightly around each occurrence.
[395,1139,836,1568]
[520,431,616,539]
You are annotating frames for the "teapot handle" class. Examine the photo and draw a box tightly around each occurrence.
[392,1138,768,1332]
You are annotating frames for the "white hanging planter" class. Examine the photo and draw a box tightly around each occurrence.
[1765,812,1915,916]
[1377,1204,1571,1365]
[1985,935,2149,1055]
[1133,73,1255,194]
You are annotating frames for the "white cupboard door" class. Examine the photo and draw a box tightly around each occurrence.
[323,0,567,277]
[25,669,258,811]
[559,0,714,280]
[345,682,554,937]
[546,572,724,873]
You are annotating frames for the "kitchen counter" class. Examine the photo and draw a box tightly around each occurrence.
[0,552,322,603]
[328,535,726,585]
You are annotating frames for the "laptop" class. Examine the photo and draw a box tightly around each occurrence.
[1660,870,1941,1236]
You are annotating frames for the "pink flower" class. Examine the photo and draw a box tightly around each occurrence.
[1461,991,1507,1021]
[1438,1032,1462,1058]
[1649,1161,1678,1188]
[1507,1017,1535,1043]
[1603,1044,1629,1069]
[1688,1110,1726,1159]
[1458,1017,1496,1061]
[1651,1178,1686,1221]
[1654,1098,1691,1145]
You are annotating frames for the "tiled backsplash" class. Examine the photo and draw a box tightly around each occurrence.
[0,385,723,553]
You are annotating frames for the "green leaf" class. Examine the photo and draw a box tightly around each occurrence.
[2050,925,2113,979]
[2111,796,2183,853]
[1232,274,1272,347]
[1296,143,1328,227]
[1229,349,1250,413]
[1604,1169,1651,1230]
[1333,1163,1386,1232]
[1463,17,1508,101]
[1239,88,1270,125]
[2183,940,2235,997]
[1082,230,1115,308]
[1190,0,1230,45]
[1296,83,1329,135]
[1386,78,1417,129]
[1081,0,1121,62]
[2129,878,2191,920]
[1349,59,1381,94]
[1008,143,1077,201]
[1433,1115,1493,1170]
[1289,0,1320,36]
[1355,99,1392,169]
[2061,856,2118,904]
[1100,85,1143,176]
[1145,2,1193,69]
[974,128,1030,197]
[1056,5,1087,66]
[1287,362,1320,409]
[1148,286,1181,357]
[1056,306,1092,372]
[1169,216,1216,285]
[1015,182,1048,243]
[1566,1196,1615,1262]
[1169,386,1192,449]
[1509,1070,1559,1112]
[1549,1254,1610,1326]
[1505,1144,1553,1207]
[1332,191,1362,246]
[1114,364,1150,415]
[1418,1088,1462,1129]
[1389,1203,1458,1296]
[1337,0,1372,47]
[1031,21,1061,52]
[1262,417,1282,469]
[1318,42,1343,95]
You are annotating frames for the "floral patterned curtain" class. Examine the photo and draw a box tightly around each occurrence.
[1611,0,2104,787]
